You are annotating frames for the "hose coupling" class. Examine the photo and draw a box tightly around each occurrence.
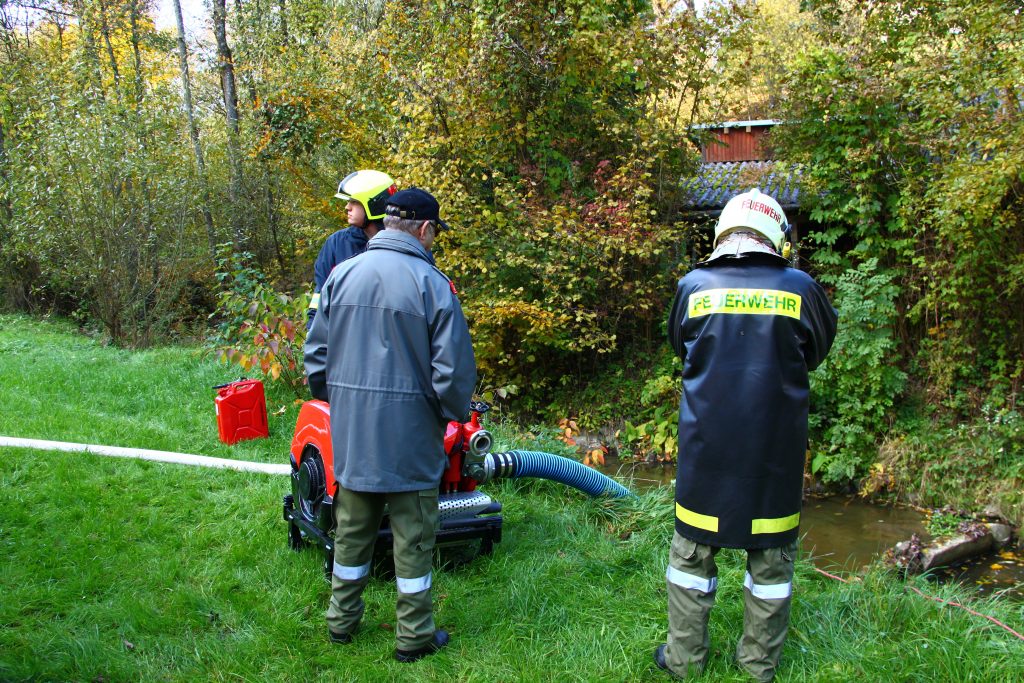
[468,429,493,457]
[462,429,493,482]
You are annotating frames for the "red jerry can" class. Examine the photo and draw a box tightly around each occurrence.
[215,379,270,445]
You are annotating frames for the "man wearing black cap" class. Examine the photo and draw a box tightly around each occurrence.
[304,187,476,663]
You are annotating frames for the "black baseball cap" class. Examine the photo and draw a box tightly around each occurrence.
[384,188,449,231]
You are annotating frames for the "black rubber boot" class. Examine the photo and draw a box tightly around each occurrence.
[654,644,683,679]
[328,629,353,645]
[394,629,449,663]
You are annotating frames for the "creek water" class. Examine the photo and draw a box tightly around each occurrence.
[599,458,1024,600]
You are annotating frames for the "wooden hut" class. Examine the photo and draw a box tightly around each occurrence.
[683,121,813,268]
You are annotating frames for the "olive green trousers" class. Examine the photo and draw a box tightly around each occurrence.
[664,531,798,682]
[326,486,439,651]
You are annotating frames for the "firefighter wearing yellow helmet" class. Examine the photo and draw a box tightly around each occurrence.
[655,189,838,682]
[307,170,397,328]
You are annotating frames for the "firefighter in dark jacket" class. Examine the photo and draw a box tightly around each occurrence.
[306,169,397,329]
[655,189,838,682]
[304,188,476,663]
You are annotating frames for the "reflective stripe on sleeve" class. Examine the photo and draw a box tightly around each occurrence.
[309,292,320,310]
[396,572,432,594]
[666,566,718,594]
[744,572,792,600]
[676,502,719,533]
[751,512,801,535]
[333,560,371,581]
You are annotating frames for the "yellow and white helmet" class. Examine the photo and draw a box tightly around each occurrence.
[714,189,789,251]
[334,169,397,221]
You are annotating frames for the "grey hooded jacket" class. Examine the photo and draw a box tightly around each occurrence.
[303,230,477,493]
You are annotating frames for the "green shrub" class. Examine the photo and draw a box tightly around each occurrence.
[779,0,1024,487]
[325,0,743,408]
[208,251,307,397]
[810,258,906,483]
[619,351,680,462]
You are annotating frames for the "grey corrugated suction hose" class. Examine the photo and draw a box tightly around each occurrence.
[486,450,633,498]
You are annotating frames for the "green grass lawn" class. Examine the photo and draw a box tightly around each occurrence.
[1,314,1022,682]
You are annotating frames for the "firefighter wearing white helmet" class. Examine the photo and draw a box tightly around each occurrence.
[714,187,790,256]
[655,189,837,682]
[307,170,397,329]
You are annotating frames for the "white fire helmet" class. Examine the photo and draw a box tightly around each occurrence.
[714,188,788,251]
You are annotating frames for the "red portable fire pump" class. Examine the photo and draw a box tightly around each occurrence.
[283,400,503,572]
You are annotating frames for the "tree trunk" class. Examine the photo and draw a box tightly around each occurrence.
[98,0,122,97]
[213,0,245,252]
[172,0,217,259]
[263,168,285,272]
[278,0,288,44]
[128,0,160,339]
[71,0,106,98]
[232,0,285,273]
[1,5,17,59]
[0,119,11,226]
[128,0,146,107]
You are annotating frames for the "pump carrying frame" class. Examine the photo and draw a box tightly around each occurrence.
[283,489,503,577]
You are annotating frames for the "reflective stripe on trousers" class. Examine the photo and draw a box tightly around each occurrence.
[333,560,371,582]
[667,565,718,594]
[396,572,432,594]
[743,571,792,600]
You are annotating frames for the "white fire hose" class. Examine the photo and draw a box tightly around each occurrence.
[0,436,290,475]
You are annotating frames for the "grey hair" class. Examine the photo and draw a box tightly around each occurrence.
[383,214,429,235]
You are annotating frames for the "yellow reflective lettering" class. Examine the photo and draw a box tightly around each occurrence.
[688,289,802,319]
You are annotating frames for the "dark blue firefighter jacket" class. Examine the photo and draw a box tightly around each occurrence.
[668,249,837,549]
[307,227,369,329]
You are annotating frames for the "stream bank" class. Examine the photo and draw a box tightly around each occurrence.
[598,456,1024,599]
